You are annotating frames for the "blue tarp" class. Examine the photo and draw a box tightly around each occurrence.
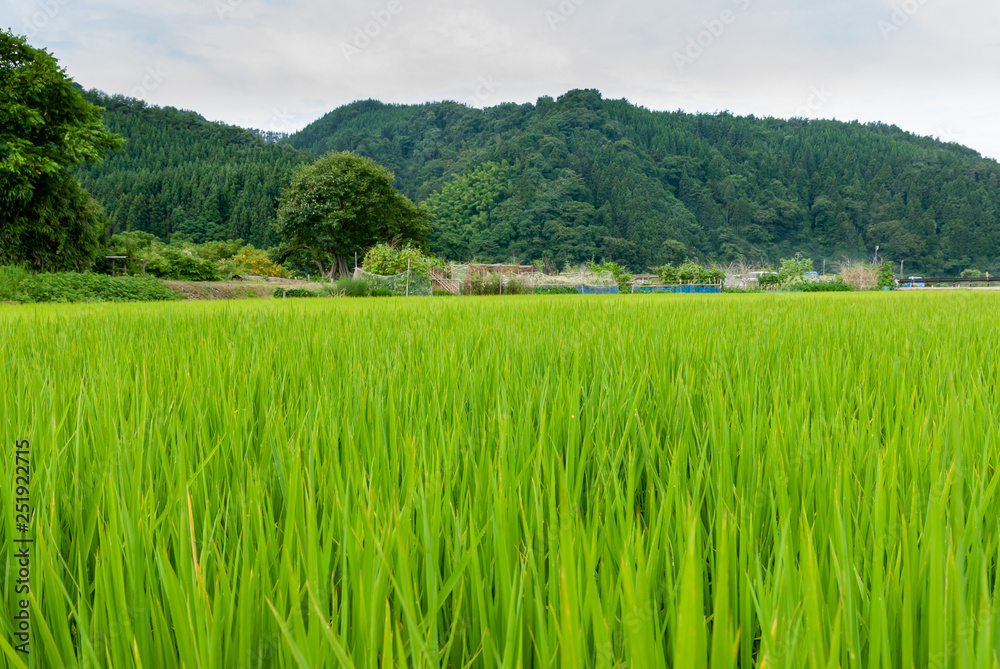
[634,285,722,294]
[577,285,620,295]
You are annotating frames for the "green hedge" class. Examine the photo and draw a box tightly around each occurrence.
[272,287,319,298]
[534,285,578,295]
[796,280,853,292]
[0,267,177,303]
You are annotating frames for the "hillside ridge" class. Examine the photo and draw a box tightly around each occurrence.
[81,88,1000,274]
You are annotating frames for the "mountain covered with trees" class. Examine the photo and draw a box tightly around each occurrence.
[81,88,1000,274]
[76,89,309,249]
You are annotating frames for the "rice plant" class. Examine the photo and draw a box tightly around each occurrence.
[1,292,998,667]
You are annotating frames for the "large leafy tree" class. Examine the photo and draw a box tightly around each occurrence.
[275,151,431,278]
[1,31,122,270]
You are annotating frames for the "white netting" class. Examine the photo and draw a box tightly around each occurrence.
[353,268,431,296]
[443,266,620,295]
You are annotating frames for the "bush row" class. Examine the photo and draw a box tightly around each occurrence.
[99,232,289,281]
[272,279,395,299]
[0,266,177,303]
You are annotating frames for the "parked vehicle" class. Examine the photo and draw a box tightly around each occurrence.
[902,276,925,288]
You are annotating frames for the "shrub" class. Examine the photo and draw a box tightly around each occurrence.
[838,261,879,290]
[99,233,293,281]
[657,261,726,285]
[469,274,531,296]
[877,262,896,290]
[157,248,220,281]
[0,265,32,302]
[362,243,441,278]
[273,287,318,298]
[470,274,503,295]
[230,247,290,278]
[333,277,371,297]
[0,266,177,303]
[794,279,852,292]
[778,257,813,285]
[534,285,578,295]
[370,286,394,297]
[589,261,633,292]
[677,261,699,283]
[502,277,531,295]
[756,273,781,288]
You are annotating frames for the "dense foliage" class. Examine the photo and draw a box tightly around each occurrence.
[99,231,287,281]
[272,287,318,299]
[0,265,176,303]
[76,90,309,248]
[362,243,440,278]
[74,88,1000,275]
[776,257,814,284]
[657,261,727,285]
[466,273,532,296]
[796,279,853,292]
[275,151,432,278]
[288,90,1000,274]
[1,31,122,270]
[589,260,633,291]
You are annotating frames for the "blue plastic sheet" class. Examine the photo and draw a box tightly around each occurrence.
[633,285,722,294]
[577,285,620,295]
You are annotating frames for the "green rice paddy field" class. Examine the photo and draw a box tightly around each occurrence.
[2,293,1000,668]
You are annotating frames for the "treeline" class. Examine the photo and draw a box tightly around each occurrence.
[288,90,1000,274]
[76,90,309,248]
[79,89,1000,274]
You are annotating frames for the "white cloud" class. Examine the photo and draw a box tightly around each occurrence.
[3,0,998,159]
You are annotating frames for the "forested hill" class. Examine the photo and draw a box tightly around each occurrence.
[288,89,1000,274]
[79,88,1000,273]
[77,89,309,248]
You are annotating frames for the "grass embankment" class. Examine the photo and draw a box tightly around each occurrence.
[2,293,999,667]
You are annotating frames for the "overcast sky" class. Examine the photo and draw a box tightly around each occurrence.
[5,0,999,159]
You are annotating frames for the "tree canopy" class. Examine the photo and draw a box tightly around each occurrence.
[77,90,309,247]
[288,90,1000,274]
[275,151,431,278]
[1,31,122,270]
[75,88,1000,275]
